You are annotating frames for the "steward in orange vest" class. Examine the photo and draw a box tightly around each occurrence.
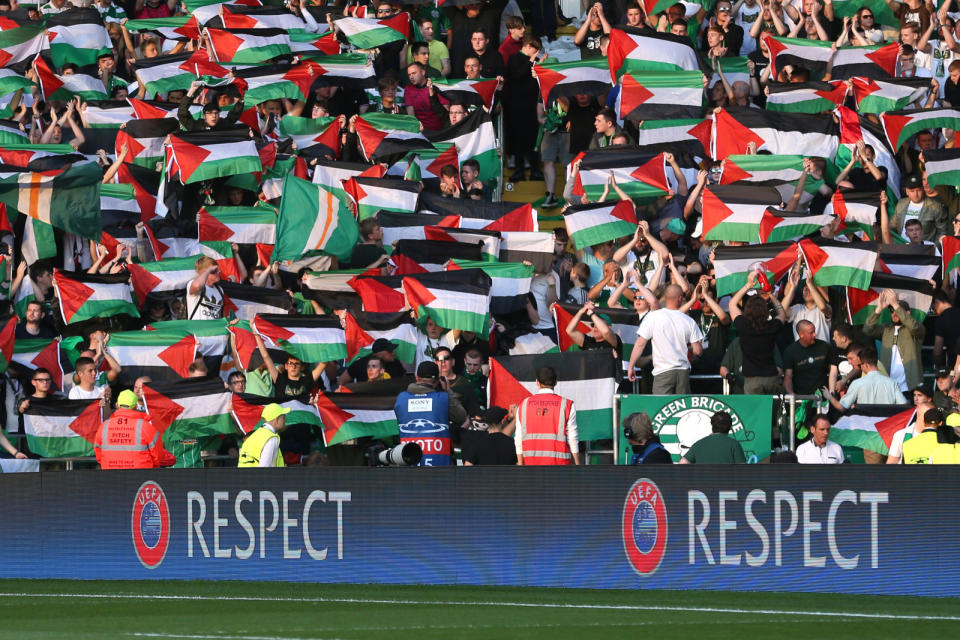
[94,390,176,470]
[514,366,580,465]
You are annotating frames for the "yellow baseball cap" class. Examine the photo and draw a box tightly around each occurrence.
[946,413,960,428]
[261,403,291,422]
[116,389,139,409]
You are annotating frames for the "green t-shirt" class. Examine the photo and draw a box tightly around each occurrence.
[683,433,746,464]
[782,339,830,395]
[244,368,274,398]
[427,39,450,74]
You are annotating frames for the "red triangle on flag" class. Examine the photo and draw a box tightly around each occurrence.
[377,12,410,39]
[348,276,405,312]
[864,42,900,76]
[401,276,437,311]
[487,358,534,411]
[158,334,197,378]
[221,6,258,29]
[713,109,765,158]
[700,189,735,238]
[719,159,752,184]
[610,199,638,224]
[169,136,212,183]
[197,208,235,242]
[881,112,911,149]
[629,153,668,192]
[425,145,460,181]
[837,106,863,145]
[344,313,375,362]
[315,391,355,445]
[798,238,829,275]
[391,252,429,275]
[228,324,258,370]
[847,286,879,321]
[483,203,534,232]
[252,315,295,343]
[126,263,163,306]
[424,226,457,243]
[230,394,264,434]
[52,270,95,324]
[310,119,342,157]
[0,317,13,369]
[129,98,170,120]
[353,117,389,160]
[468,79,499,109]
[758,208,784,243]
[31,338,64,390]
[532,64,567,104]
[178,48,229,78]
[618,74,655,117]
[69,400,103,443]
[874,407,915,449]
[255,243,274,266]
[206,28,245,62]
[115,129,146,164]
[551,304,589,352]
[686,119,713,155]
[32,57,64,101]
[142,385,185,433]
[606,29,638,83]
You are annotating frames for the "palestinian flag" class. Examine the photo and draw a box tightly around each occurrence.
[219,5,306,31]
[0,163,102,240]
[615,71,703,121]
[283,31,337,60]
[377,210,456,245]
[563,200,638,249]
[312,160,384,214]
[759,208,834,243]
[488,350,619,441]
[836,106,902,196]
[198,206,276,246]
[205,27,291,64]
[798,238,877,290]
[448,259,533,314]
[12,337,64,390]
[274,174,358,261]
[33,57,107,101]
[944,236,960,274]
[425,109,499,184]
[852,77,929,115]
[877,244,940,280]
[403,144,460,185]
[147,318,229,358]
[634,118,711,157]
[391,239,482,274]
[343,309,417,364]
[297,53,375,86]
[0,315,13,371]
[333,13,410,49]
[719,154,804,184]
[236,61,321,105]
[764,81,848,114]
[106,329,198,380]
[133,52,202,98]
[498,232,555,274]
[402,269,492,333]
[708,56,752,88]
[824,191,879,239]
[766,36,897,80]
[533,58,612,104]
[0,143,84,172]
[832,405,914,455]
[348,273,406,313]
[219,281,291,320]
[355,112,431,164]
[432,77,498,110]
[344,176,421,221]
[419,191,536,231]
[126,255,201,305]
[881,107,960,150]
[81,100,136,128]
[551,302,639,361]
[607,27,701,80]
[251,314,347,363]
[712,107,838,159]
[922,148,960,188]
[701,183,784,242]
[713,242,799,297]
[142,379,236,459]
[45,8,113,68]
[125,16,200,41]
[0,68,34,99]
[0,118,27,145]
[570,148,668,201]
[0,20,47,73]
[231,395,322,435]
[846,272,934,325]
[316,391,399,447]
[278,115,341,158]
[167,130,261,184]
[22,398,101,458]
[115,118,180,169]
[52,270,139,324]
[425,225,500,260]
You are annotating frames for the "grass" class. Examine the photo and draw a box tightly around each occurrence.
[1,579,958,639]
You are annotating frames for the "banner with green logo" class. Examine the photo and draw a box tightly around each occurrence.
[617,395,773,464]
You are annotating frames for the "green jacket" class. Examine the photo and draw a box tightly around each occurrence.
[892,197,949,241]
[863,310,925,391]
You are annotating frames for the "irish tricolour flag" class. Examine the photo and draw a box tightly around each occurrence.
[274,175,358,262]
[402,270,492,334]
[0,162,102,240]
[563,200,638,249]
[167,130,261,184]
[22,399,102,458]
[316,392,399,447]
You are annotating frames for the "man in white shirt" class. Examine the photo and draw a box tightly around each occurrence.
[68,357,111,402]
[627,284,704,394]
[797,415,844,463]
[186,256,224,320]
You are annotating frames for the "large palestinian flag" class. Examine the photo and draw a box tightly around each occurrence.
[713,242,799,297]
[45,8,113,68]
[798,238,877,290]
[333,13,410,49]
[563,200,638,249]
[343,176,421,221]
[832,405,914,455]
[570,148,668,201]
[205,27,291,63]
[719,154,804,184]
[846,272,934,325]
[348,273,406,313]
[615,71,704,120]
[354,112,431,162]
[634,118,711,157]
[115,118,180,169]
[52,270,140,324]
[488,350,619,441]
[316,391,399,447]
[759,208,834,243]
[231,394,322,436]
[766,36,897,80]
[424,109,499,185]
[106,328,198,381]
[0,20,47,73]
[447,260,533,314]
[275,175,357,261]
[142,378,236,448]
[533,58,612,104]
[712,107,838,159]
[418,191,535,231]
[167,130,261,184]
[851,76,930,115]
[402,269,492,333]
[22,398,102,458]
[32,56,107,101]
[278,115,341,158]
[877,244,940,280]
[607,26,701,80]
[12,337,64,390]
[343,309,417,364]
[432,77,498,110]
[198,205,276,246]
[251,314,347,363]
[880,107,960,150]
[701,183,784,242]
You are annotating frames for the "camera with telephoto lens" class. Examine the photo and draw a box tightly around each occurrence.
[364,442,423,467]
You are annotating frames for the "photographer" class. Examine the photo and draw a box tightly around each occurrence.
[624,412,672,464]
[393,362,468,466]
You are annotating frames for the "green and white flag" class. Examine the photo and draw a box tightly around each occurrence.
[22,398,101,458]
[168,130,261,184]
[274,175,358,262]
[251,314,347,363]
[316,391,399,447]
[798,238,877,290]
[278,115,341,157]
[0,163,102,240]
[921,148,960,188]
[852,76,929,115]
[831,405,913,456]
[333,13,410,50]
[563,200,638,249]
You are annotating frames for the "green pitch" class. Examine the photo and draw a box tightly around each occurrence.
[0,579,957,639]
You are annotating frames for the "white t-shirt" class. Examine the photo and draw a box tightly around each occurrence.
[530,273,560,330]
[186,284,224,320]
[888,421,923,460]
[414,330,457,368]
[789,303,831,343]
[796,439,844,463]
[636,308,704,375]
[889,326,908,391]
[69,384,106,400]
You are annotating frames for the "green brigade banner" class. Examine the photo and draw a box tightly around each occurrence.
[617,395,774,464]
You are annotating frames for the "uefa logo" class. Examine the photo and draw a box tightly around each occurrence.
[622,478,668,576]
[132,481,170,569]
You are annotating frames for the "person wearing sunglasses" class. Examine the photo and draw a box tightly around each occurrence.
[434,347,482,415]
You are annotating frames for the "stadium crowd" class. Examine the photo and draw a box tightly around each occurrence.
[2,0,960,469]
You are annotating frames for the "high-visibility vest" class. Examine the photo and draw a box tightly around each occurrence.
[902,429,939,464]
[518,392,573,465]
[94,408,171,470]
[931,442,960,464]
[238,426,285,468]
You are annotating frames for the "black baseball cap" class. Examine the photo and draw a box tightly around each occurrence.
[904,174,922,189]
[371,338,397,353]
[416,361,439,379]
[203,102,220,113]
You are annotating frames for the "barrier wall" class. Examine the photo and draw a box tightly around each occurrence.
[1,467,957,597]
